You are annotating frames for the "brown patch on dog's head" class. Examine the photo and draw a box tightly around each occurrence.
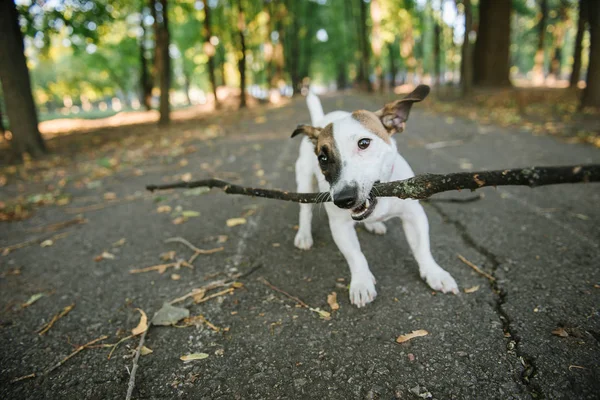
[314,124,342,184]
[351,110,391,144]
[291,124,322,144]
[374,84,430,135]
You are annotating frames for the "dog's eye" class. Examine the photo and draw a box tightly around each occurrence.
[318,153,328,164]
[358,138,371,150]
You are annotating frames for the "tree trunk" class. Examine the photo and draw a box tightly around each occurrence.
[570,0,588,87]
[0,101,5,134]
[202,0,219,108]
[271,0,285,89]
[582,0,600,108]
[0,0,46,161]
[460,0,473,96]
[388,41,397,90]
[358,0,372,92]
[285,0,301,94]
[433,6,441,87]
[237,0,247,108]
[139,5,152,111]
[473,0,512,87]
[153,0,170,125]
[532,0,548,85]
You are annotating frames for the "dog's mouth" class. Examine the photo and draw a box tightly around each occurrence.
[351,195,377,221]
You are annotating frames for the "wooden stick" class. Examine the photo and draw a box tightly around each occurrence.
[146,165,600,203]
[125,326,149,400]
[457,254,496,282]
[259,278,310,308]
[44,335,109,375]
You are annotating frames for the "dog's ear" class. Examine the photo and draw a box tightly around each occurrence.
[374,84,430,135]
[291,124,322,144]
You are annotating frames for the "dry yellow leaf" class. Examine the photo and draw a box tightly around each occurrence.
[157,205,172,213]
[217,235,228,243]
[172,216,186,225]
[192,289,206,303]
[226,218,247,227]
[396,329,429,343]
[131,308,148,336]
[464,285,480,294]
[180,353,209,362]
[551,327,569,337]
[140,346,153,356]
[171,274,181,281]
[103,192,117,200]
[40,240,54,247]
[181,173,192,182]
[160,251,176,261]
[327,292,340,311]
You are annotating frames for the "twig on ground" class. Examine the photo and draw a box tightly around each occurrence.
[457,254,495,282]
[10,373,36,383]
[129,260,192,274]
[146,165,600,202]
[26,216,87,233]
[164,237,224,255]
[125,328,149,400]
[169,278,240,305]
[44,335,109,376]
[107,335,135,360]
[259,278,309,308]
[37,303,75,335]
[194,288,234,304]
[1,232,70,256]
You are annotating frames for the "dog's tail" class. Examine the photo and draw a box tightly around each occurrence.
[306,91,324,125]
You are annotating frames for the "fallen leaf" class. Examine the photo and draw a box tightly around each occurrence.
[171,274,181,280]
[327,292,340,311]
[140,346,153,356]
[181,210,200,218]
[40,240,54,247]
[226,218,247,227]
[255,169,265,177]
[231,282,244,289]
[310,307,331,320]
[396,329,429,343]
[131,309,148,336]
[160,251,176,261]
[183,187,210,196]
[103,192,117,200]
[112,238,126,247]
[552,327,569,338]
[181,173,192,182]
[157,205,172,213]
[464,285,480,294]
[254,116,267,124]
[152,303,189,326]
[22,293,44,308]
[180,353,209,362]
[95,251,115,262]
[172,216,186,225]
[217,235,228,243]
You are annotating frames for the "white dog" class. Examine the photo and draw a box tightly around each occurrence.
[292,85,458,307]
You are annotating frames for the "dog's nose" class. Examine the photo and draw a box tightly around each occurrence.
[333,186,358,209]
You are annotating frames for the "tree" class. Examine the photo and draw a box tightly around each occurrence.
[139,2,153,110]
[358,0,372,91]
[473,0,512,87]
[460,0,473,96]
[237,0,247,108]
[570,0,588,87]
[582,0,600,108]
[532,0,548,85]
[153,0,170,124]
[0,0,46,161]
[203,0,220,108]
[371,0,384,91]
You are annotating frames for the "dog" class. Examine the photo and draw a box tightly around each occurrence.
[291,85,458,307]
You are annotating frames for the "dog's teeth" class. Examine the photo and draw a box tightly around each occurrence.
[365,199,370,208]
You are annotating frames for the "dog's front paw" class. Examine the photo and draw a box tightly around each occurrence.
[421,265,459,294]
[294,230,313,250]
[349,273,377,308]
[364,221,387,235]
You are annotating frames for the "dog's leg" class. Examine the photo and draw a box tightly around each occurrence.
[328,216,377,307]
[364,221,387,235]
[398,201,459,294]
[294,157,315,250]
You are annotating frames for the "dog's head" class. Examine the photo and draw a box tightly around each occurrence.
[291,85,429,220]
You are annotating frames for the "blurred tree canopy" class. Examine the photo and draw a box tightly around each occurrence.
[0,0,598,161]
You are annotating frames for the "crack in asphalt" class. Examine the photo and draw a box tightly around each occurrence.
[427,202,545,399]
